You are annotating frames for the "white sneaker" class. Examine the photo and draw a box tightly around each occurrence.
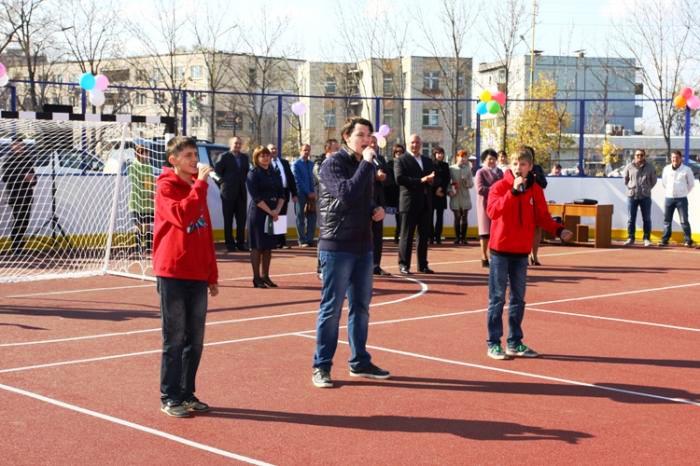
[643,239,651,247]
[623,238,634,246]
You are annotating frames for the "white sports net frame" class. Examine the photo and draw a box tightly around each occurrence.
[0,116,167,283]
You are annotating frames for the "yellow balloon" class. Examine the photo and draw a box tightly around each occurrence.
[377,135,387,148]
[674,95,687,109]
[479,89,492,102]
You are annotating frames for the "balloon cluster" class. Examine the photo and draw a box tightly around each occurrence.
[79,72,110,107]
[0,62,9,87]
[673,87,700,110]
[291,101,307,116]
[476,89,506,116]
[372,124,391,149]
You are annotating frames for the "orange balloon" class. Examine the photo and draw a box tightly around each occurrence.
[674,95,687,109]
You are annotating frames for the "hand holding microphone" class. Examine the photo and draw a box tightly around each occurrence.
[362,146,376,163]
[197,162,221,182]
[514,170,526,193]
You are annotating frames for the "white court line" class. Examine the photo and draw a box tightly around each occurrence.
[527,307,700,332]
[293,334,700,408]
[0,276,428,348]
[0,382,274,465]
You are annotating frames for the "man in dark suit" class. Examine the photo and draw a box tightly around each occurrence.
[369,135,390,276]
[267,143,297,248]
[215,136,249,252]
[1,136,37,253]
[395,133,435,274]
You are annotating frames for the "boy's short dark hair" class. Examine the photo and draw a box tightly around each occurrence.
[340,117,374,141]
[481,148,498,162]
[165,136,197,166]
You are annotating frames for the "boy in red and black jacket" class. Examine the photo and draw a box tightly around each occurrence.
[485,147,573,360]
[153,136,218,417]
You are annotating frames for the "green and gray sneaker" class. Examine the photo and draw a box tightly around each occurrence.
[506,344,540,358]
[487,344,510,360]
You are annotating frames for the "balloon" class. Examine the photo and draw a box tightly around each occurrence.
[0,63,6,77]
[476,101,488,115]
[376,135,387,148]
[492,91,506,106]
[291,101,306,116]
[687,95,700,110]
[479,89,492,102]
[94,74,110,92]
[378,124,391,137]
[0,74,9,87]
[89,90,105,106]
[487,100,501,114]
[79,72,95,91]
[681,87,694,99]
[673,95,687,109]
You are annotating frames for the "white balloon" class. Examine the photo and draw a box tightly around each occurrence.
[89,90,105,106]
[0,74,9,86]
[291,101,307,116]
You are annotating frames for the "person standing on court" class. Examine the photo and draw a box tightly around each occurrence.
[623,149,657,247]
[485,147,573,360]
[312,117,390,388]
[313,139,339,278]
[153,136,218,417]
[1,136,36,253]
[430,146,451,245]
[395,133,435,274]
[369,134,390,276]
[449,149,475,246]
[215,136,249,252]
[660,150,694,247]
[474,148,503,266]
[292,144,317,247]
[267,143,297,249]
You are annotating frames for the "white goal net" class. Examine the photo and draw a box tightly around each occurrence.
[0,114,170,283]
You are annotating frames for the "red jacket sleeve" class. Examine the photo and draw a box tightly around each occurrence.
[157,179,209,229]
[486,179,514,220]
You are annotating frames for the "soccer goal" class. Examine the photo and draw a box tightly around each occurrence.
[0,111,174,283]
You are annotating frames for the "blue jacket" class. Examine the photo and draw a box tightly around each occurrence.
[292,158,315,197]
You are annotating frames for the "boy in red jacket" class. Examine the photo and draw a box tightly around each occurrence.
[153,136,219,417]
[485,147,573,360]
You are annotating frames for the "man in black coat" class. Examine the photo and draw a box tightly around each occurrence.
[394,133,435,274]
[369,135,390,275]
[215,136,249,252]
[267,143,297,248]
[1,136,37,253]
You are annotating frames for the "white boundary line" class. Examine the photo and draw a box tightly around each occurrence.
[293,334,700,408]
[0,382,274,465]
[527,307,700,332]
[0,277,428,348]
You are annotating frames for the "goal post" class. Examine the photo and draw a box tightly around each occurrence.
[0,111,174,283]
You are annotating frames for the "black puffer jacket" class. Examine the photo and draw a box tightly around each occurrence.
[317,146,376,254]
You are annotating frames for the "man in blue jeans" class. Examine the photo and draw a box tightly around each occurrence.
[292,144,317,247]
[312,117,390,388]
[623,149,657,247]
[660,150,695,247]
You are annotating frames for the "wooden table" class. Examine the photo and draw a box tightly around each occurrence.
[547,203,614,248]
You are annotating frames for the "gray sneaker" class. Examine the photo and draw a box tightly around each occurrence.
[312,368,333,388]
[182,397,210,412]
[506,343,540,358]
[487,344,510,360]
[160,402,191,418]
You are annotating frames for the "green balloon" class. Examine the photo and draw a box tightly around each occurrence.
[487,101,501,114]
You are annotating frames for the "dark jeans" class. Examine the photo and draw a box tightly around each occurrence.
[295,195,317,245]
[627,196,652,241]
[222,194,247,248]
[453,209,468,241]
[486,253,528,348]
[372,219,384,267]
[432,207,445,242]
[157,277,208,404]
[662,197,692,243]
[9,189,33,252]
[398,209,431,270]
[313,250,373,370]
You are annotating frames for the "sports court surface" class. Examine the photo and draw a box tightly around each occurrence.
[1,242,698,464]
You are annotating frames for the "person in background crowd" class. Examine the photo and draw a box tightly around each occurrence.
[292,144,317,247]
[448,149,474,246]
[660,150,694,247]
[549,164,562,176]
[267,143,297,249]
[369,135,390,275]
[386,144,405,244]
[474,149,503,267]
[430,146,451,245]
[128,144,155,253]
[496,150,509,172]
[215,136,249,252]
[623,149,657,247]
[1,136,36,253]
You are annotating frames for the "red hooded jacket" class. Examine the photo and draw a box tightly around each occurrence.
[152,168,218,284]
[487,169,563,255]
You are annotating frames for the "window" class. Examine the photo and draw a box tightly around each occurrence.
[383,73,394,96]
[324,76,336,95]
[190,65,202,80]
[135,93,147,105]
[151,69,161,83]
[383,113,394,129]
[154,92,166,104]
[324,109,336,128]
[457,108,465,128]
[175,66,185,80]
[248,67,257,87]
[422,109,440,127]
[136,69,149,81]
[497,69,506,83]
[457,74,465,93]
[421,142,440,158]
[423,71,439,91]
[191,115,202,127]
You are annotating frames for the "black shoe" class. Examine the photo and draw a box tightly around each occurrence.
[262,276,278,287]
[253,277,269,288]
[237,245,250,252]
[419,267,434,274]
[226,245,237,252]
[181,396,210,413]
[349,362,390,379]
[160,401,191,418]
[373,266,390,276]
[399,265,411,275]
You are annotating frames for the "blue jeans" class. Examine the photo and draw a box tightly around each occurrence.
[295,195,317,245]
[313,250,373,370]
[157,277,208,404]
[486,254,528,348]
[662,197,692,243]
[627,197,652,241]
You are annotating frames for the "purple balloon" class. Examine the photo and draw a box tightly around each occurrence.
[378,124,391,137]
[0,63,6,77]
[291,101,307,116]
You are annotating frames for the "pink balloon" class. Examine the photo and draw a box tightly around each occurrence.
[681,87,694,99]
[492,91,506,106]
[0,63,6,77]
[378,124,391,137]
[94,74,110,92]
[687,95,700,110]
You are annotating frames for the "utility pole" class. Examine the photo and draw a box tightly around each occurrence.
[529,0,538,99]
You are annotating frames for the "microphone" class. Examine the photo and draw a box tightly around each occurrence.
[515,170,525,193]
[197,162,221,182]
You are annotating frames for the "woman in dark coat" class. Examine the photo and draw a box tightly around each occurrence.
[430,146,451,244]
[246,146,285,287]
